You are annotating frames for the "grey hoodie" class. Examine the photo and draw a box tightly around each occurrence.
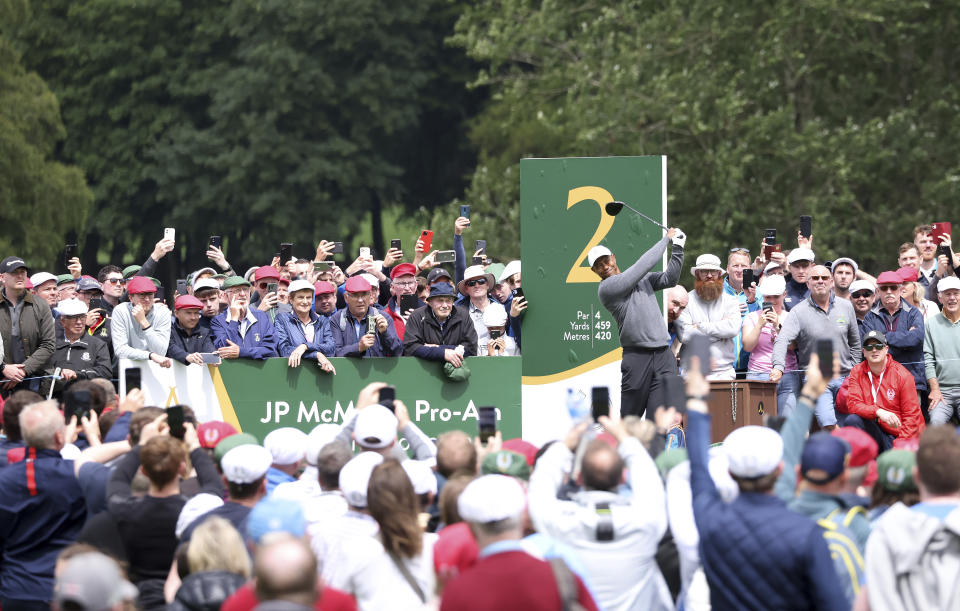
[866,502,960,611]
[597,237,684,349]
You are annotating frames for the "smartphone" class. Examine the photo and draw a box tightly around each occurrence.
[478,406,497,443]
[931,222,952,245]
[378,385,396,411]
[390,239,402,252]
[88,298,108,312]
[489,329,503,340]
[662,373,687,414]
[764,228,777,245]
[939,244,953,265]
[472,256,484,265]
[359,247,371,259]
[200,353,222,365]
[164,227,176,241]
[399,294,419,315]
[280,243,293,264]
[514,287,524,300]
[816,339,834,380]
[763,243,782,261]
[330,241,344,254]
[591,387,610,422]
[313,261,333,272]
[166,405,186,440]
[435,250,456,264]
[267,282,278,294]
[420,230,434,253]
[762,302,773,314]
[460,204,470,220]
[176,279,187,296]
[684,335,712,376]
[367,316,377,335]
[742,268,754,289]
[124,367,142,392]
[475,239,486,254]
[799,215,812,239]
[66,389,91,420]
[64,244,78,267]
[208,235,222,249]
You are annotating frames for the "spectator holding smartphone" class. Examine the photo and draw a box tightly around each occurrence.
[741,275,799,417]
[211,277,278,360]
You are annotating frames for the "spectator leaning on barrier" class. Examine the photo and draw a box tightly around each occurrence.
[111,275,172,368]
[45,298,112,395]
[313,280,339,319]
[167,295,215,366]
[404,282,478,367]
[275,279,337,373]
[0,255,56,395]
[331,275,402,358]
[211,276,278,360]
[384,263,422,341]
[925,276,960,425]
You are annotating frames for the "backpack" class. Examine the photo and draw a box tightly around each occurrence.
[817,507,866,605]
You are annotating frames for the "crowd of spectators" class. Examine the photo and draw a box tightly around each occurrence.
[0,217,958,610]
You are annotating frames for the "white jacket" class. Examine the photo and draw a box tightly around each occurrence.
[528,437,673,611]
[677,291,740,378]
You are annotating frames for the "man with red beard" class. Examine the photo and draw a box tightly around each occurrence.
[678,254,741,380]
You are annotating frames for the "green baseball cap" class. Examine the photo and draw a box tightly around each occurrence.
[221,276,252,290]
[122,265,142,279]
[56,274,75,286]
[655,448,689,479]
[876,449,917,493]
[213,432,259,465]
[481,450,531,481]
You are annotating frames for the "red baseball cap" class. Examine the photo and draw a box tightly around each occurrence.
[896,267,919,283]
[390,263,418,280]
[126,276,157,295]
[831,426,878,467]
[254,266,281,282]
[344,276,372,293]
[175,295,203,310]
[502,439,538,467]
[314,281,336,295]
[197,421,238,449]
[876,271,903,286]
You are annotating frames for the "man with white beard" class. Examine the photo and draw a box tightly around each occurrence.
[678,254,741,380]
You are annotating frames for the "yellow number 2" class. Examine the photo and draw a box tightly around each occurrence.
[566,186,615,283]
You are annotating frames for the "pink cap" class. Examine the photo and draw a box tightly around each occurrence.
[174,295,203,310]
[896,267,919,283]
[876,271,903,286]
[314,281,336,295]
[126,276,156,295]
[344,276,372,293]
[254,266,281,282]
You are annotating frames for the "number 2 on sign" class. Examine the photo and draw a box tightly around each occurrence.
[566,186,615,283]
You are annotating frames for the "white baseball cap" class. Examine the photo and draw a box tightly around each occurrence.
[458,475,527,523]
[938,276,960,292]
[758,274,786,296]
[56,298,89,317]
[354,405,398,449]
[587,246,612,267]
[287,279,314,296]
[498,260,521,284]
[786,248,816,264]
[849,279,876,295]
[482,302,508,327]
[263,427,308,466]
[831,257,858,274]
[221,444,273,484]
[193,278,221,293]
[402,459,438,496]
[30,272,57,288]
[339,452,384,508]
[723,426,783,478]
[304,423,342,466]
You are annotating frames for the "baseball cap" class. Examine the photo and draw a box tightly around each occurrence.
[213,432,259,464]
[763,261,783,275]
[344,275,372,293]
[56,298,89,317]
[0,256,28,274]
[655,448,689,478]
[499,260,521,283]
[192,278,221,293]
[427,268,453,285]
[339,452,384,508]
[897,267,920,283]
[122,265,142,279]
[800,432,848,484]
[427,283,456,300]
[304,423,342,466]
[876,271,903,286]
[390,263,418,279]
[314,280,336,295]
[77,277,102,293]
[759,274,786,296]
[831,258,858,274]
[587,246,612,267]
[458,475,526,523]
[501,439,538,466]
[246,496,307,543]
[197,421,238,449]
[176,493,224,538]
[254,266,281,282]
[175,295,203,310]
[353,405,398,449]
[263,427,308,465]
[862,330,887,346]
[29,272,57,288]
[56,274,76,287]
[55,552,138,611]
[287,279,314,295]
[849,279,875,295]
[221,444,273,484]
[832,427,879,468]
[126,276,156,295]
[481,450,531,481]
[723,426,783,478]
[938,276,960,292]
[786,248,816,264]
[402,459,438,496]
[876,449,918,493]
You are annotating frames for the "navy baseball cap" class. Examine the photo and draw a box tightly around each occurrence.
[800,433,849,484]
[0,256,28,274]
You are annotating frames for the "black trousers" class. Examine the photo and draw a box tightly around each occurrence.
[620,346,678,419]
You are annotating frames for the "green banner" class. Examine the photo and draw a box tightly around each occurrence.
[215,356,522,441]
[520,156,666,381]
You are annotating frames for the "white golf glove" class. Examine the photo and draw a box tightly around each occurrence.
[672,229,687,248]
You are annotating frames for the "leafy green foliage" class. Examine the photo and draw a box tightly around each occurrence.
[453,0,960,273]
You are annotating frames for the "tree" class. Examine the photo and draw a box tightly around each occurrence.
[0,0,92,268]
[452,0,960,273]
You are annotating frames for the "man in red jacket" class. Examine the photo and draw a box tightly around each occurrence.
[840,330,924,451]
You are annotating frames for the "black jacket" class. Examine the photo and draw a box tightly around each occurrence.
[168,571,247,611]
[167,318,216,364]
[402,304,478,360]
[44,334,114,395]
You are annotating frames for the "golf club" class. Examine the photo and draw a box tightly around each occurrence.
[604,200,668,230]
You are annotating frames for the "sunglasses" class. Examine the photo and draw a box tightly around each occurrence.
[851,291,873,299]
[105,278,124,284]
[729,247,750,254]
[466,278,487,287]
[863,343,886,352]
[878,285,900,292]
[809,275,830,281]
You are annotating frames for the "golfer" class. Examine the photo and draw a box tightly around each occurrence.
[589,226,686,418]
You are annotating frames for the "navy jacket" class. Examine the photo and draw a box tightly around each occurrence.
[211,309,277,359]
[861,300,926,390]
[783,276,809,312]
[0,447,87,602]
[330,308,402,357]
[166,318,216,365]
[274,310,335,358]
[688,411,846,611]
